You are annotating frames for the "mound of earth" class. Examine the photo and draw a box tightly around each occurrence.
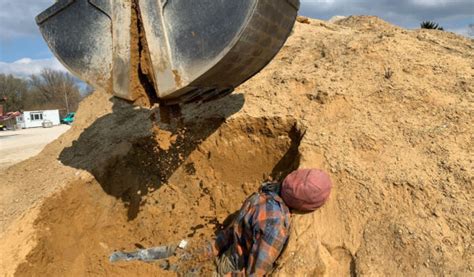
[1,16,473,276]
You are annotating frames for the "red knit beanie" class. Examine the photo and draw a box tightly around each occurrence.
[281,169,332,212]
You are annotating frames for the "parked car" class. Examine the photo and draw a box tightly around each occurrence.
[61,112,75,125]
[42,120,54,128]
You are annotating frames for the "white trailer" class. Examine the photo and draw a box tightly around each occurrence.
[16,110,61,129]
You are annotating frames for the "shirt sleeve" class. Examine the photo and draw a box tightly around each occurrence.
[213,194,257,256]
[248,198,289,276]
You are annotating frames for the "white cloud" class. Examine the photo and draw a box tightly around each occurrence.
[300,0,474,31]
[411,0,452,6]
[0,0,53,39]
[0,57,67,77]
[447,24,474,38]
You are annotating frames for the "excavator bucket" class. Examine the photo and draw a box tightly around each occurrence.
[36,0,300,105]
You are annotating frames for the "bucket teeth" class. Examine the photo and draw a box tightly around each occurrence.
[37,0,300,105]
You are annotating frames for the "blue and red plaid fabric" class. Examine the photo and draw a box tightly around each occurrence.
[212,184,290,276]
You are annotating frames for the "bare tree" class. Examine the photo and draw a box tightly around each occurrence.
[27,69,82,113]
[0,70,86,114]
[0,74,28,112]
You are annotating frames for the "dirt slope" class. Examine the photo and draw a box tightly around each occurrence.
[0,16,473,276]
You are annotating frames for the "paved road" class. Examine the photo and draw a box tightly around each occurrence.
[0,125,70,170]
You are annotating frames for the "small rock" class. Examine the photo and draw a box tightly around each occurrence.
[296,16,310,24]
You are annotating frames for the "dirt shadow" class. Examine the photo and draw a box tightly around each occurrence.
[18,101,306,276]
[270,124,305,180]
[59,94,245,220]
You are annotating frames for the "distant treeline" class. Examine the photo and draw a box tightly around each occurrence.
[0,69,91,115]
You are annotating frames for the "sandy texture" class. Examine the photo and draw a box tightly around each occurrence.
[0,16,473,276]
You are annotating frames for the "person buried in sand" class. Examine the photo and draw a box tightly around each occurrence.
[110,168,333,276]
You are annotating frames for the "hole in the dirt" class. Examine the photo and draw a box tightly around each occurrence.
[92,116,303,220]
[15,117,304,276]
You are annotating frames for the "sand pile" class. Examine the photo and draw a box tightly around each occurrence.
[1,16,472,276]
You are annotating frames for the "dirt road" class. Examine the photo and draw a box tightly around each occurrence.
[0,125,70,170]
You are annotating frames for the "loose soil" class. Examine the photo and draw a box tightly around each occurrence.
[0,16,473,276]
[15,116,302,276]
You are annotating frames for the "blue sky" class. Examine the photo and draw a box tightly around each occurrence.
[0,0,473,77]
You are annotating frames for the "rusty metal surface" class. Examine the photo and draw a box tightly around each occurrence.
[37,0,299,105]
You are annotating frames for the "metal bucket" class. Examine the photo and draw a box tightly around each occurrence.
[37,0,299,105]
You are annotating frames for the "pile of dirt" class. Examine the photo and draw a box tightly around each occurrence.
[1,16,473,276]
[14,115,302,276]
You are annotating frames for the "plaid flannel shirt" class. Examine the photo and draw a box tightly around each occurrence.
[212,184,290,276]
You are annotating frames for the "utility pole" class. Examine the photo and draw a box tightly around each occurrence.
[63,82,70,114]
[64,90,69,114]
